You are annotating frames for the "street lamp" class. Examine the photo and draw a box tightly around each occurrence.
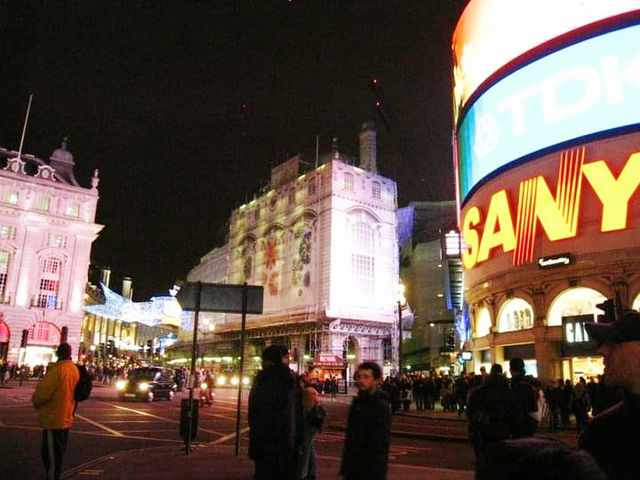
[397,282,407,377]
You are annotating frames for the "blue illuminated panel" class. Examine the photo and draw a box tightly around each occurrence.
[457,23,640,202]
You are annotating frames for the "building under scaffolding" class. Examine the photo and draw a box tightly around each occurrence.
[171,123,409,382]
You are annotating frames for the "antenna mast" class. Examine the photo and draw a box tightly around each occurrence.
[17,94,34,159]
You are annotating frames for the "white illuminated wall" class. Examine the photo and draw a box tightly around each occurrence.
[0,147,102,365]
[220,156,399,327]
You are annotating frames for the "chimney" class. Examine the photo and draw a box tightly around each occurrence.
[122,277,133,300]
[359,121,377,173]
[100,267,111,288]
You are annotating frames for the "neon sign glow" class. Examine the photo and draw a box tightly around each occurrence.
[456,23,640,203]
[462,148,640,269]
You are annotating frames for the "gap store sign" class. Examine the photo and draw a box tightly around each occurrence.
[457,23,640,203]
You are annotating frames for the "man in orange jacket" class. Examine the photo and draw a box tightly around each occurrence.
[32,343,79,480]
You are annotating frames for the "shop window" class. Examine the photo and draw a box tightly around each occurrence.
[547,287,607,326]
[497,298,534,332]
[475,307,491,337]
[632,292,640,312]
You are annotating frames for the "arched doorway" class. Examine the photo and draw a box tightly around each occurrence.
[23,321,62,367]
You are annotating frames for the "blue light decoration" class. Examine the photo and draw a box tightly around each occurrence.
[84,283,192,327]
[397,205,415,251]
[455,302,472,345]
[457,22,640,203]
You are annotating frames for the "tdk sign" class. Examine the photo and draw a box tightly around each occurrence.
[457,23,640,203]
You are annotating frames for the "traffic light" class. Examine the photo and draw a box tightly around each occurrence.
[20,329,28,348]
[596,299,616,323]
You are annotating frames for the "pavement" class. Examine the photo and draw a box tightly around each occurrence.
[59,403,579,480]
[62,443,475,480]
[2,380,574,479]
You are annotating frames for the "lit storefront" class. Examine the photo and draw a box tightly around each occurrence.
[453,3,640,384]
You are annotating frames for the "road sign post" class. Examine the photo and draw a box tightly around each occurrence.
[177,282,263,457]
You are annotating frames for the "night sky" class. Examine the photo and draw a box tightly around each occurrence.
[0,1,467,300]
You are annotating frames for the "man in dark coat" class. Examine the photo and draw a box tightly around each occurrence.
[341,361,391,480]
[467,364,517,468]
[248,345,299,480]
[580,310,640,479]
[509,358,538,438]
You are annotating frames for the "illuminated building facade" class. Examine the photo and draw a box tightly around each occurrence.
[182,123,400,380]
[82,277,186,363]
[400,201,462,374]
[453,2,640,383]
[0,143,102,366]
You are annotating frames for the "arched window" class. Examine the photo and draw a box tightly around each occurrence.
[497,298,534,332]
[0,250,10,302]
[547,287,607,326]
[475,307,492,338]
[632,292,640,312]
[351,222,375,302]
[37,257,62,309]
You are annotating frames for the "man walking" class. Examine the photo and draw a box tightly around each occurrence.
[32,343,79,480]
[248,345,299,480]
[580,310,640,479]
[340,361,391,480]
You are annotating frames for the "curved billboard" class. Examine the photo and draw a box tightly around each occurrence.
[452,0,640,120]
[457,23,640,203]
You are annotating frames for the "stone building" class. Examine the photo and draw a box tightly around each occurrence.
[179,123,402,381]
[0,142,102,365]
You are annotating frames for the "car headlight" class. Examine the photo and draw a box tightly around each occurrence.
[116,380,127,391]
[138,382,150,391]
[200,383,208,390]
[231,376,239,386]
[216,375,227,386]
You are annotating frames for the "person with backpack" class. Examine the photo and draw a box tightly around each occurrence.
[468,364,517,469]
[31,343,80,480]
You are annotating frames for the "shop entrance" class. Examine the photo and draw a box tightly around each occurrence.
[562,357,604,383]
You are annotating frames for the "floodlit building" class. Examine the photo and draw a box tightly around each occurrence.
[0,142,102,366]
[400,201,462,374]
[180,123,404,381]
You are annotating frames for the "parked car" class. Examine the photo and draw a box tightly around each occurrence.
[117,367,176,402]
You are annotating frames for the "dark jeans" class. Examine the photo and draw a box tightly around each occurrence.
[41,429,69,480]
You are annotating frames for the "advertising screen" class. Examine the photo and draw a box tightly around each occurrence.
[452,0,640,118]
[456,23,640,203]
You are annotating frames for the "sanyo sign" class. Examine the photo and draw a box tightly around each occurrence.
[457,23,640,202]
[462,147,640,270]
